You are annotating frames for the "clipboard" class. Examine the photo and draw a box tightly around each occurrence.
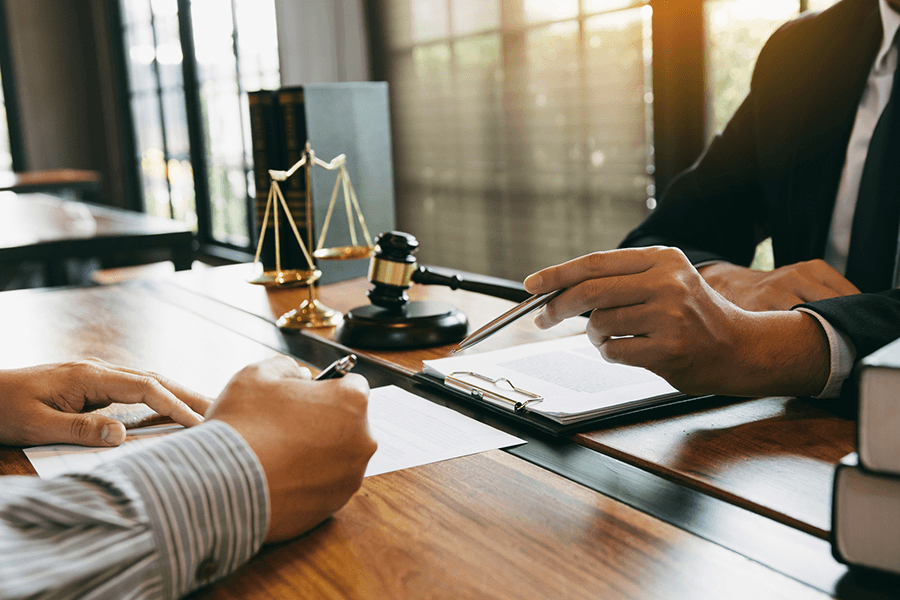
[412,369,701,437]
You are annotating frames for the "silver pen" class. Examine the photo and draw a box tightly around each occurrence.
[314,354,357,380]
[451,289,565,353]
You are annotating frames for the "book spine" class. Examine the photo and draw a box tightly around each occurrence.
[275,87,313,270]
[830,453,853,567]
[247,90,284,271]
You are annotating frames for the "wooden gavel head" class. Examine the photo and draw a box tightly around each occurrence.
[366,231,420,309]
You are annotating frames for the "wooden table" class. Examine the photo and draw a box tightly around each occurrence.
[0,282,852,599]
[0,191,192,286]
[157,265,854,539]
[0,169,102,203]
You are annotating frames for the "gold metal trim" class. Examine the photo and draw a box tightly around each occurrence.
[313,245,374,261]
[368,256,417,287]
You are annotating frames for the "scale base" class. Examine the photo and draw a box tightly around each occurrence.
[277,299,342,329]
[335,301,468,349]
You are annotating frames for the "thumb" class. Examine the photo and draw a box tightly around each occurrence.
[39,411,128,447]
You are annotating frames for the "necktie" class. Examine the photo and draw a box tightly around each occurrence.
[845,47,900,293]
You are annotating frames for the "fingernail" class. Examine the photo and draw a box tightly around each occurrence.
[101,423,126,445]
[524,273,542,291]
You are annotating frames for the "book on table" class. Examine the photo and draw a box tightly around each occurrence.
[858,336,900,475]
[831,453,900,576]
[246,83,395,284]
[416,333,693,435]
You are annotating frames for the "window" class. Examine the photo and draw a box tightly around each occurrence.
[374,0,845,280]
[374,0,654,281]
[119,0,279,252]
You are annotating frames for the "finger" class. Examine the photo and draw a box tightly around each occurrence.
[811,269,860,297]
[92,363,214,417]
[255,355,315,380]
[534,273,651,329]
[596,335,659,370]
[336,372,370,396]
[524,248,659,294]
[792,280,848,304]
[34,410,127,447]
[786,260,860,297]
[74,364,206,427]
[586,305,652,345]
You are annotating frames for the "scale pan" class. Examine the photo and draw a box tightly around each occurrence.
[313,245,374,261]
[248,268,321,287]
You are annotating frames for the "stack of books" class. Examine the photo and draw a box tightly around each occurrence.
[832,336,900,575]
[247,83,395,284]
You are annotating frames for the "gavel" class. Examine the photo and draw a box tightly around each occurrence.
[366,231,530,309]
[334,231,530,348]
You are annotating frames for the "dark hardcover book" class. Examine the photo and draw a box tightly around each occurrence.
[832,453,900,575]
[248,83,396,282]
[248,89,308,272]
[270,86,312,271]
[858,337,900,475]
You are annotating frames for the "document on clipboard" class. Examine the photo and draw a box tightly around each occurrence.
[419,334,688,430]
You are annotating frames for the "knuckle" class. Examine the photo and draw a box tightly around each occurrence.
[584,251,607,273]
[365,436,379,458]
[133,375,165,399]
[70,414,93,441]
[68,359,102,375]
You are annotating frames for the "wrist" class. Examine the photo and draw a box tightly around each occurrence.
[730,310,830,397]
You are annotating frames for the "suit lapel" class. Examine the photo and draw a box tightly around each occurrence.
[785,0,882,263]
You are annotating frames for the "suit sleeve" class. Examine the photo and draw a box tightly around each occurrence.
[800,291,900,360]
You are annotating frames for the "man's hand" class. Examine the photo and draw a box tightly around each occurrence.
[0,359,211,447]
[698,259,860,311]
[524,247,831,398]
[205,355,377,543]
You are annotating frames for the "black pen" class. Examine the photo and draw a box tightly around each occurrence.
[314,354,357,380]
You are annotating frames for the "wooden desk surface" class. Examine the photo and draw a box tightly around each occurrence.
[0,283,835,600]
[162,264,854,539]
[0,192,193,274]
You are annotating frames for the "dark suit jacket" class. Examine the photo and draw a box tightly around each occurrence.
[620,0,900,361]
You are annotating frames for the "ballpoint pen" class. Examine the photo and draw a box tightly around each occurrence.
[314,354,358,380]
[452,289,565,353]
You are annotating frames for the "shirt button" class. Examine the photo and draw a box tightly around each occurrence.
[196,558,219,582]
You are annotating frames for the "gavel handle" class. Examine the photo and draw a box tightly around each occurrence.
[411,266,532,303]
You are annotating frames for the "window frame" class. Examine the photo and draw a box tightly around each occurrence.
[0,0,26,173]
[113,0,270,262]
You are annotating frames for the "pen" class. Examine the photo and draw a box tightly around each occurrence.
[452,289,565,353]
[314,354,357,380]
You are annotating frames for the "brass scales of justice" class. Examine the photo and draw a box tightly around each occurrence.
[247,141,374,329]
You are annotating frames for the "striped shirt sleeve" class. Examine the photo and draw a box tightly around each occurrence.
[0,420,269,600]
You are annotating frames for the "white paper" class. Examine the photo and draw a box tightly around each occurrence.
[25,388,524,479]
[364,385,524,477]
[424,334,681,422]
[24,424,184,479]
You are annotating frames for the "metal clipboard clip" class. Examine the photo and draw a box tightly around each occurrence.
[445,371,544,413]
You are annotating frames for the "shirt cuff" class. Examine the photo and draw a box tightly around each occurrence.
[795,307,857,399]
[110,421,269,600]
